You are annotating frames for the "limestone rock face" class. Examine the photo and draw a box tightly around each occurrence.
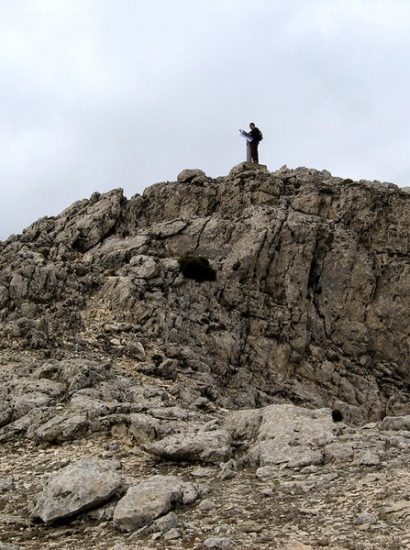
[0,167,409,423]
[0,164,410,548]
[31,458,123,524]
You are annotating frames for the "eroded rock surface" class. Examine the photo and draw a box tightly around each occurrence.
[1,165,408,424]
[0,164,409,549]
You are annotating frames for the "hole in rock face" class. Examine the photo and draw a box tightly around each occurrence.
[332,409,344,422]
[178,256,217,282]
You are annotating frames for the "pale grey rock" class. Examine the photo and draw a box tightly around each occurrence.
[219,459,237,480]
[324,441,354,463]
[126,340,146,360]
[248,404,334,471]
[31,458,122,524]
[113,475,198,532]
[129,413,161,442]
[229,162,268,176]
[355,449,381,466]
[357,511,377,525]
[379,415,410,431]
[203,537,234,549]
[1,165,410,433]
[0,543,24,550]
[129,255,157,279]
[177,169,206,183]
[68,395,114,417]
[191,467,214,478]
[153,511,181,533]
[148,406,193,420]
[0,405,12,428]
[6,377,65,420]
[198,498,217,512]
[163,527,181,539]
[0,285,9,308]
[29,414,89,443]
[54,188,124,252]
[144,429,232,463]
[0,478,13,493]
[223,408,262,442]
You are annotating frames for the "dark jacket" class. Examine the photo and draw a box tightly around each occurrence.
[249,127,262,143]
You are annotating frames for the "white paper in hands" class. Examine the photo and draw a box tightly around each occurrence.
[239,129,253,142]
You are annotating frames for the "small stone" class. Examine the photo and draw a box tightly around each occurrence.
[110,338,121,346]
[355,450,381,466]
[0,478,13,493]
[191,467,214,478]
[198,499,217,512]
[241,520,263,533]
[127,341,146,361]
[203,537,234,549]
[153,511,181,533]
[163,528,181,540]
[219,459,237,480]
[357,512,377,525]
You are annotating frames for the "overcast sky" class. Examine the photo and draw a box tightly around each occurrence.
[1,0,410,240]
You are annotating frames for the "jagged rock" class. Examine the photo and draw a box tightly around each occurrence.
[126,341,146,360]
[128,413,161,442]
[29,414,89,443]
[31,458,122,524]
[177,169,206,183]
[0,164,410,548]
[1,166,409,422]
[144,428,232,463]
[113,475,198,531]
[152,511,182,533]
[54,188,124,252]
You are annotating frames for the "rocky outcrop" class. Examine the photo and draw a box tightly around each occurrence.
[0,164,409,549]
[1,165,409,424]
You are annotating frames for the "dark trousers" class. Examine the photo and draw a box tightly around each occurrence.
[249,142,259,163]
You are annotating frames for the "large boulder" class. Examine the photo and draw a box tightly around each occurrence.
[113,475,198,531]
[31,458,123,524]
[246,404,335,475]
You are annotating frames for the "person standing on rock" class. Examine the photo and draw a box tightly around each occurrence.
[239,123,263,163]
